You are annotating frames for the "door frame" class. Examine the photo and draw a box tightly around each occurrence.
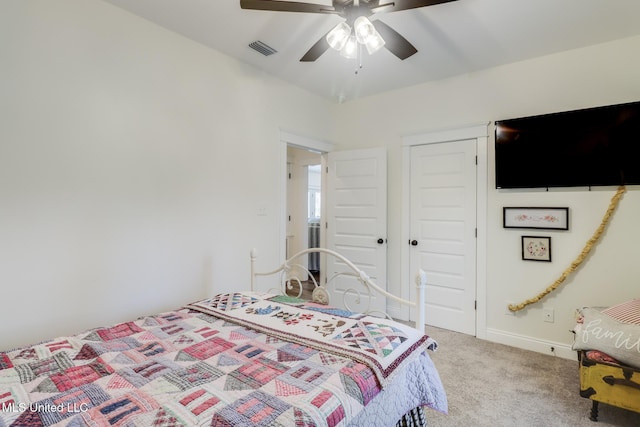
[279,130,334,279]
[400,124,489,339]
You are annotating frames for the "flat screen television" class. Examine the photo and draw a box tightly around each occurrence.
[495,101,640,189]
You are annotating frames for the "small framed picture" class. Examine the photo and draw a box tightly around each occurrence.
[522,236,551,262]
[503,207,569,230]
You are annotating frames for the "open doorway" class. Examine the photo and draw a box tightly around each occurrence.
[307,164,321,281]
[286,146,322,282]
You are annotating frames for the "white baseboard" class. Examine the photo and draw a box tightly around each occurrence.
[485,328,576,361]
[386,310,576,361]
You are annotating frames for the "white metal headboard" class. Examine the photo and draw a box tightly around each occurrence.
[250,247,426,330]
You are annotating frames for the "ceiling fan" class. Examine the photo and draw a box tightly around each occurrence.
[240,0,457,62]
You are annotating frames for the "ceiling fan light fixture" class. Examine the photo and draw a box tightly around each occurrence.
[326,22,351,51]
[339,35,358,59]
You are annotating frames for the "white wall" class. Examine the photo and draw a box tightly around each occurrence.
[332,35,640,357]
[0,0,334,350]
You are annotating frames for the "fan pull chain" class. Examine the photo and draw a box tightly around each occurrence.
[507,185,626,313]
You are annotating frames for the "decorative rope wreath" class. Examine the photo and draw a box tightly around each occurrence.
[508,185,627,313]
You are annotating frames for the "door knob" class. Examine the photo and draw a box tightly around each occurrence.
[377,238,384,244]
[410,240,418,246]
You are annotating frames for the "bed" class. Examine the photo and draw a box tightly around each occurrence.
[572,299,640,421]
[0,248,447,427]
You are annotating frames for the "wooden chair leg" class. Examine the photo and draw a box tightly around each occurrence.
[589,400,599,422]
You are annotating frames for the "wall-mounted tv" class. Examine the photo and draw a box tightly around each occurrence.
[495,101,640,189]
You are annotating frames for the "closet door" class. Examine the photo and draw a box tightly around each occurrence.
[410,140,477,335]
[326,148,387,314]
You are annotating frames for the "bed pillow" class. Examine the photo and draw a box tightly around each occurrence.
[573,307,640,368]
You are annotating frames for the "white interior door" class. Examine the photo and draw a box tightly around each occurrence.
[410,140,477,335]
[326,148,387,314]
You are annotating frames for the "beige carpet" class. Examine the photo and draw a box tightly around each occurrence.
[422,326,640,427]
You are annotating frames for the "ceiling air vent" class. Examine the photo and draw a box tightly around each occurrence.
[249,40,277,56]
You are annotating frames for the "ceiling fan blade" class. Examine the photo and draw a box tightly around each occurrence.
[371,0,456,14]
[300,33,331,62]
[240,0,335,14]
[372,20,417,60]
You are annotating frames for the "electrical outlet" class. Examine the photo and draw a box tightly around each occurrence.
[505,301,515,316]
[543,308,554,323]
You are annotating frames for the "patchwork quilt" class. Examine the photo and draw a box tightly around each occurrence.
[0,292,446,427]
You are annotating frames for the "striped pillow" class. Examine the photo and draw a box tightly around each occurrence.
[602,299,640,325]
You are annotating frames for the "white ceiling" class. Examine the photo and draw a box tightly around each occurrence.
[102,0,640,103]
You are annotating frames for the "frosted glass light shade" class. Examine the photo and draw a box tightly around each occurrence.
[340,35,358,59]
[354,16,385,55]
[354,16,376,44]
[364,31,385,54]
[326,22,351,51]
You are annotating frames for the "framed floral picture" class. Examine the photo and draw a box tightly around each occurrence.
[503,207,569,230]
[522,236,551,262]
